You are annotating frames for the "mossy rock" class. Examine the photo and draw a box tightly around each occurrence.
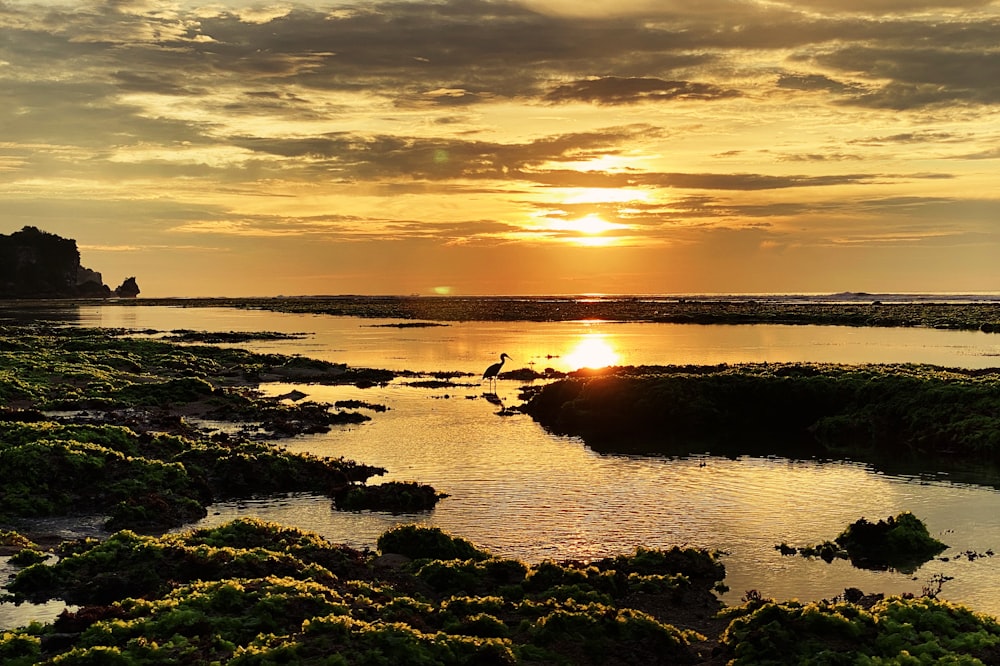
[334,481,446,513]
[521,363,1000,471]
[0,421,389,531]
[721,596,1000,664]
[104,491,209,532]
[377,524,491,561]
[0,519,727,665]
[835,512,948,572]
[780,512,947,573]
[8,548,48,567]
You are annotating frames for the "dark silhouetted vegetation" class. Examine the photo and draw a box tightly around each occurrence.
[777,512,948,573]
[521,363,1000,473]
[333,481,447,513]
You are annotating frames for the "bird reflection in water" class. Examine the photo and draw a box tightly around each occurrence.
[482,390,515,416]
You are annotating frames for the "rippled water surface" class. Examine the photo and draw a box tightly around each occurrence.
[5,303,1000,622]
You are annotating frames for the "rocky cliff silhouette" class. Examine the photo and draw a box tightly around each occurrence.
[0,226,139,299]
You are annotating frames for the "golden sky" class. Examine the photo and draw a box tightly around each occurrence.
[2,0,998,297]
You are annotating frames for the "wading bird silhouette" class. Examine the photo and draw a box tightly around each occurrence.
[482,353,511,391]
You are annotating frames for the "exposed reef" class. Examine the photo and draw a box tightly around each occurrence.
[2,519,726,664]
[120,295,1000,332]
[519,363,1000,477]
[0,323,438,530]
[3,520,999,664]
[0,420,384,532]
[0,324,392,440]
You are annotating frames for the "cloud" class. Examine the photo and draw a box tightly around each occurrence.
[519,0,993,17]
[5,0,997,126]
[229,125,665,180]
[544,76,740,104]
[79,243,144,252]
[951,147,1000,160]
[773,0,995,14]
[776,73,861,95]
[1,0,996,295]
[523,169,952,191]
[169,212,519,245]
[816,45,1000,109]
[849,132,965,146]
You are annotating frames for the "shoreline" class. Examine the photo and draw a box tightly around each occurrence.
[4,295,1000,332]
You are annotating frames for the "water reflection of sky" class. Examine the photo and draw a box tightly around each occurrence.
[25,304,1000,372]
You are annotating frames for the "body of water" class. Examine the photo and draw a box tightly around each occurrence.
[4,302,1000,623]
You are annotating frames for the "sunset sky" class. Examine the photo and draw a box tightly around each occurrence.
[2,0,998,297]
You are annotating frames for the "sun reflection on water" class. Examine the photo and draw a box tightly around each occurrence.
[564,333,620,370]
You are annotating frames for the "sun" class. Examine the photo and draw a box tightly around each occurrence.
[514,210,635,247]
[564,334,620,370]
[543,214,631,246]
[571,214,623,235]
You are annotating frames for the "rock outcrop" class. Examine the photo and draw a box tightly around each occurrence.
[115,277,140,298]
[77,266,113,298]
[0,226,138,299]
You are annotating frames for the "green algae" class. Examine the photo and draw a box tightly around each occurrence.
[0,530,37,555]
[720,596,1000,665]
[836,512,948,572]
[0,324,390,436]
[0,323,445,527]
[376,524,491,561]
[7,549,47,567]
[3,519,717,664]
[0,421,383,531]
[5,518,996,664]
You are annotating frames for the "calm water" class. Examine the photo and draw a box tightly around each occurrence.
[4,303,1000,627]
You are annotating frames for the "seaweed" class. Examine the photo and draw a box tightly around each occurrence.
[0,324,393,438]
[720,596,1000,664]
[0,324,440,527]
[3,520,719,665]
[7,517,994,664]
[0,529,37,555]
[0,421,384,530]
[835,512,948,572]
[376,524,492,561]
